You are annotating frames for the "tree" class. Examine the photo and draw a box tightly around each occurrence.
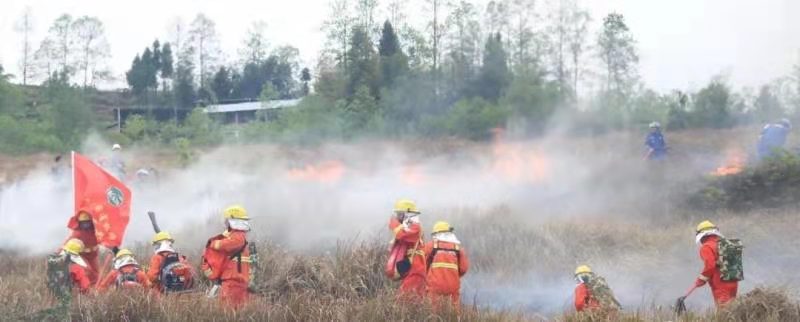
[566,2,590,98]
[508,0,537,73]
[44,75,91,147]
[485,1,509,38]
[474,33,510,102]
[378,21,408,88]
[347,26,380,97]
[47,14,74,78]
[444,1,481,96]
[597,13,638,97]
[211,66,234,101]
[141,48,158,92]
[355,0,379,35]
[300,67,312,96]
[72,16,110,87]
[323,0,354,73]
[151,40,162,94]
[273,46,301,98]
[126,54,147,95]
[754,85,784,122]
[240,21,269,64]
[692,77,732,128]
[14,7,35,85]
[34,37,58,80]
[343,85,380,132]
[160,42,174,91]
[427,0,447,95]
[174,55,196,109]
[387,0,406,27]
[188,14,220,88]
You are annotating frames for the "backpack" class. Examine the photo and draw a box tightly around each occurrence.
[159,253,194,293]
[426,241,461,272]
[717,238,744,281]
[116,267,142,288]
[586,275,621,310]
[46,253,72,303]
[247,243,259,292]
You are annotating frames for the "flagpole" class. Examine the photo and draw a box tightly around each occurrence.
[71,151,75,215]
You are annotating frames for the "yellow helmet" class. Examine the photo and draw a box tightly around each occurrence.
[223,205,249,220]
[696,220,717,233]
[394,199,419,214]
[152,231,173,244]
[63,239,85,255]
[432,221,453,234]
[115,248,134,259]
[77,212,91,221]
[575,265,592,275]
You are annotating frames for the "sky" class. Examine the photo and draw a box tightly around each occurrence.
[0,0,798,92]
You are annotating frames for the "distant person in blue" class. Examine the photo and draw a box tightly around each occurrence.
[757,118,791,160]
[645,122,667,161]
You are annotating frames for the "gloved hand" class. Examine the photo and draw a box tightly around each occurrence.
[694,278,707,287]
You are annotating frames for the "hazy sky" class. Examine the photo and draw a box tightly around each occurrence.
[1,0,798,92]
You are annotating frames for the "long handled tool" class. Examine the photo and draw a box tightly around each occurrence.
[675,285,698,315]
[147,211,161,233]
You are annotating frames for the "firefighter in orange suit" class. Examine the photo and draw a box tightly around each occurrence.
[388,199,426,301]
[202,205,251,308]
[423,221,469,310]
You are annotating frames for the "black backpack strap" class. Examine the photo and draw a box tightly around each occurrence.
[229,240,248,273]
[426,241,461,272]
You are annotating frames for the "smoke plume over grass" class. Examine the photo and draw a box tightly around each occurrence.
[1,126,800,318]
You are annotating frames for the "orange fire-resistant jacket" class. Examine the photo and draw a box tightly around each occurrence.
[389,218,426,298]
[202,230,250,284]
[423,240,469,296]
[574,282,601,312]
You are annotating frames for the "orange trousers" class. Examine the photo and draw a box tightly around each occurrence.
[84,251,100,284]
[397,275,426,303]
[712,283,738,307]
[428,292,460,312]
[220,280,249,309]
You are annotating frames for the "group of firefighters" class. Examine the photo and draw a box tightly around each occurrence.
[387,199,742,314]
[645,118,792,161]
[55,199,741,314]
[56,205,253,308]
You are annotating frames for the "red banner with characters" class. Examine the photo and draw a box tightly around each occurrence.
[72,152,132,247]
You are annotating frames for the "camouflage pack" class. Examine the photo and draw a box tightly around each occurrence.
[587,274,622,310]
[247,242,260,292]
[717,237,744,281]
[46,253,72,304]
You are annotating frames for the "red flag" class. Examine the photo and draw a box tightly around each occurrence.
[71,151,132,248]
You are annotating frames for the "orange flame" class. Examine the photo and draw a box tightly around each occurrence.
[401,164,427,186]
[287,160,346,183]
[490,128,551,184]
[712,149,746,177]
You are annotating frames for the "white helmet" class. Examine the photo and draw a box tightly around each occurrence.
[780,118,792,130]
[112,144,122,151]
[649,122,661,129]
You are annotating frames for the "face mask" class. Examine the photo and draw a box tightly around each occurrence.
[78,221,94,230]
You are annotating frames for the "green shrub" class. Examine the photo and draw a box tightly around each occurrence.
[690,149,800,210]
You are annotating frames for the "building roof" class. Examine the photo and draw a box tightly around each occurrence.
[204,98,303,113]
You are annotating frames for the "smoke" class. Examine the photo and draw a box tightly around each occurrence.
[0,126,793,315]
